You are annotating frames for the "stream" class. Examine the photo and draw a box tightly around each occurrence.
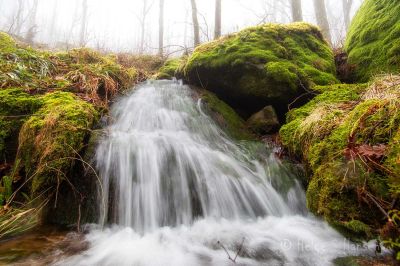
[1,80,376,265]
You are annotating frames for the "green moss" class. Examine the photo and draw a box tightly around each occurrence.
[0,32,17,53]
[280,76,400,240]
[385,129,400,197]
[0,88,43,160]
[280,83,366,157]
[197,89,254,140]
[155,58,183,80]
[15,92,99,195]
[184,22,338,116]
[0,175,13,205]
[345,0,400,81]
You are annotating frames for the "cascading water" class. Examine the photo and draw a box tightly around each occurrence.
[57,80,374,266]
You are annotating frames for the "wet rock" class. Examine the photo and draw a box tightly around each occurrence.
[247,105,280,135]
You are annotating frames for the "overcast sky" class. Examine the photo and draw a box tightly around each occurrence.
[0,0,363,54]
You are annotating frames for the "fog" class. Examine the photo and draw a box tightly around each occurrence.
[0,0,363,54]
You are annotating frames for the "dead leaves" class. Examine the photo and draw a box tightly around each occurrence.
[344,144,386,161]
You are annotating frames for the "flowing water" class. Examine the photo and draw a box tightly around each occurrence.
[54,80,374,265]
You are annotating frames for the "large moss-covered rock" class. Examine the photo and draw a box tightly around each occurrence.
[15,92,99,195]
[279,75,400,240]
[183,23,338,117]
[345,0,400,82]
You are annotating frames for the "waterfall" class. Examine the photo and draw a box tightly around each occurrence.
[57,80,374,266]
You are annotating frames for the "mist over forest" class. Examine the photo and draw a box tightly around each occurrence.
[0,0,363,54]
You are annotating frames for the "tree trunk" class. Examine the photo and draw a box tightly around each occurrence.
[49,0,59,38]
[214,0,221,39]
[14,0,24,35]
[342,0,353,30]
[190,0,200,47]
[290,0,303,22]
[25,0,39,43]
[313,0,332,45]
[79,0,88,47]
[158,0,164,56]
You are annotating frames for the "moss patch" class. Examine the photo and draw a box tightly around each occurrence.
[195,88,255,140]
[0,88,43,161]
[155,57,186,79]
[280,75,400,240]
[345,0,400,81]
[183,22,338,117]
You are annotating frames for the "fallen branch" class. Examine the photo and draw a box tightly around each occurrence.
[217,237,245,263]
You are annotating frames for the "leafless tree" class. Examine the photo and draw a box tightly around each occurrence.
[214,0,221,39]
[198,11,211,42]
[190,0,200,47]
[25,0,39,43]
[158,0,164,56]
[49,0,59,39]
[313,0,332,44]
[290,0,303,22]
[9,0,24,35]
[79,0,88,47]
[136,0,154,54]
[342,0,354,30]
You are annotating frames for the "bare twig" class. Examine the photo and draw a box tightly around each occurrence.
[217,237,245,263]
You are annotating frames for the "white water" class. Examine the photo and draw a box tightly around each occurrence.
[57,80,374,265]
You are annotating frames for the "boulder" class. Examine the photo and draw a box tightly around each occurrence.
[183,22,338,117]
[247,106,280,135]
[345,0,400,82]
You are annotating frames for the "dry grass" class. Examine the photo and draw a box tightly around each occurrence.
[0,196,48,240]
[363,74,400,100]
[296,102,354,152]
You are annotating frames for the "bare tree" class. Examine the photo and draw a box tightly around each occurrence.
[214,0,221,39]
[25,0,39,43]
[190,0,200,47]
[342,0,354,30]
[158,0,164,56]
[137,0,154,54]
[49,0,59,39]
[10,0,24,35]
[79,0,88,47]
[290,0,303,22]
[313,0,332,44]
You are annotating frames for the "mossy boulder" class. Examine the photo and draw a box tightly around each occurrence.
[280,75,400,240]
[246,106,280,135]
[345,0,400,82]
[15,91,99,195]
[183,23,338,117]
